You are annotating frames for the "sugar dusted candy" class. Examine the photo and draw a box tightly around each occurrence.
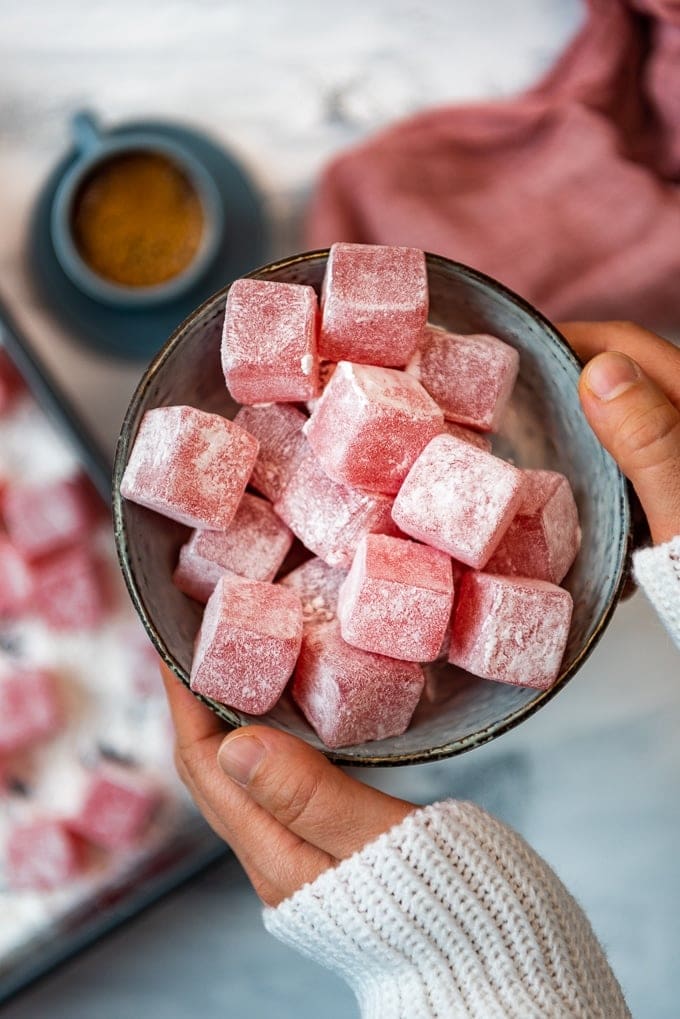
[406,325,519,432]
[449,572,573,689]
[222,278,319,404]
[121,405,258,530]
[485,469,581,584]
[33,544,108,630]
[2,474,97,561]
[0,668,62,755]
[173,493,293,603]
[279,556,347,628]
[70,766,160,850]
[320,243,428,366]
[443,420,493,453]
[304,361,443,494]
[6,819,83,891]
[234,404,307,503]
[292,620,425,748]
[338,534,453,662]
[190,575,303,714]
[274,445,397,568]
[0,537,33,617]
[392,434,525,569]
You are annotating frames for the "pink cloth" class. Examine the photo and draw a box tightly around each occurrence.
[306,0,680,331]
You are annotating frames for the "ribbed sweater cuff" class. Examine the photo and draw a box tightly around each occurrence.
[264,801,630,1019]
[633,535,680,649]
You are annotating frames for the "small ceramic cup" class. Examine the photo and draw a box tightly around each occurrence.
[51,111,223,308]
[113,250,633,766]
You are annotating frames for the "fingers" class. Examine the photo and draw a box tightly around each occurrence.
[217,725,414,859]
[578,352,680,544]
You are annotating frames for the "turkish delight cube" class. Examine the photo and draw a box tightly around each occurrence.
[304,361,443,494]
[0,537,33,617]
[233,404,307,503]
[338,535,453,661]
[69,767,160,849]
[190,575,303,714]
[392,434,526,569]
[406,325,519,432]
[279,556,347,628]
[173,493,293,603]
[2,474,96,561]
[320,243,428,366]
[442,420,493,453]
[449,572,573,689]
[121,405,258,530]
[485,469,581,583]
[6,819,83,891]
[292,620,425,748]
[33,544,108,630]
[0,668,61,755]
[222,278,319,403]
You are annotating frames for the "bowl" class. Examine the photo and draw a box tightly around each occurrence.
[112,249,632,766]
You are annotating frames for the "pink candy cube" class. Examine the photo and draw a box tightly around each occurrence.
[222,278,319,404]
[274,445,397,568]
[486,469,581,583]
[406,325,519,432]
[233,404,307,503]
[33,545,108,630]
[0,537,33,617]
[121,405,258,530]
[6,819,83,891]
[392,434,526,569]
[292,621,425,748]
[0,668,62,755]
[304,361,443,494]
[70,767,159,850]
[190,575,303,714]
[320,243,428,366]
[173,493,293,603]
[2,474,96,561]
[338,535,453,662]
[449,572,573,689]
[442,420,493,453]
[279,556,348,628]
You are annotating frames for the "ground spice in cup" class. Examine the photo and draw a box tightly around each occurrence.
[71,151,205,288]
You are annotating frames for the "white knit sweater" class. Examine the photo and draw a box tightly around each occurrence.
[265,538,680,1018]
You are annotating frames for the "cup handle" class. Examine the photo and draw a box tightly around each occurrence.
[71,110,103,155]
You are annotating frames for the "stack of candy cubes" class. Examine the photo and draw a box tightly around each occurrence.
[121,243,581,749]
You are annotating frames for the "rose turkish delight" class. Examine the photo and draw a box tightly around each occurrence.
[0,537,33,617]
[338,535,453,662]
[279,556,347,628]
[222,278,319,403]
[304,361,443,494]
[392,434,525,569]
[449,571,573,689]
[319,243,428,366]
[0,668,61,755]
[190,576,303,714]
[69,767,160,850]
[233,404,307,503]
[2,474,96,561]
[6,819,83,891]
[33,544,108,630]
[442,420,493,452]
[173,493,293,603]
[292,620,425,748]
[406,325,519,432]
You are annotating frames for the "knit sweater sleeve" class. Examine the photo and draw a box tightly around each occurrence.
[633,535,680,648]
[264,800,630,1019]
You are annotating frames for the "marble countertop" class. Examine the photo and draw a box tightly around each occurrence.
[2,2,679,1017]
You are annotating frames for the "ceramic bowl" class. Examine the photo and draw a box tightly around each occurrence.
[112,249,632,766]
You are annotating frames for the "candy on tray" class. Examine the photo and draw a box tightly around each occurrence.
[0,537,33,617]
[69,766,160,850]
[33,544,108,630]
[406,325,519,432]
[304,361,444,494]
[485,469,582,584]
[0,668,62,755]
[173,493,294,603]
[292,620,425,748]
[338,534,453,662]
[190,575,303,714]
[279,556,348,628]
[448,571,573,689]
[2,474,97,561]
[6,819,83,891]
[222,278,319,404]
[442,420,493,452]
[233,404,307,503]
[319,243,428,366]
[274,445,397,568]
[120,405,258,530]
[392,434,526,569]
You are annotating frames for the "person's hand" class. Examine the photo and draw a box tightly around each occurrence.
[561,321,680,545]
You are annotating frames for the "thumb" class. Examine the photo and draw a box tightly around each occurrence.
[579,351,680,545]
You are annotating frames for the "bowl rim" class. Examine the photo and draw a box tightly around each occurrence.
[112,248,633,766]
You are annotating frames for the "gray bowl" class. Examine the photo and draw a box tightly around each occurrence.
[112,250,632,766]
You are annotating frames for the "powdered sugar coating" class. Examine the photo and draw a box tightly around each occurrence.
[406,325,519,432]
[222,278,319,403]
[0,667,62,755]
[69,766,160,850]
[190,575,303,714]
[392,434,526,568]
[292,620,425,748]
[0,537,33,616]
[442,421,493,453]
[32,544,108,631]
[338,535,453,661]
[304,361,443,494]
[2,474,96,561]
[449,572,573,689]
[121,405,258,530]
[486,469,581,583]
[279,557,347,628]
[320,243,428,366]
[6,820,82,891]
[234,404,307,503]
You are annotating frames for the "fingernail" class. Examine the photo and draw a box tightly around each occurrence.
[585,352,641,401]
[218,734,266,786]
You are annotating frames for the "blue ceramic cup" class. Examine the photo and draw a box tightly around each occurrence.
[51,112,224,308]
